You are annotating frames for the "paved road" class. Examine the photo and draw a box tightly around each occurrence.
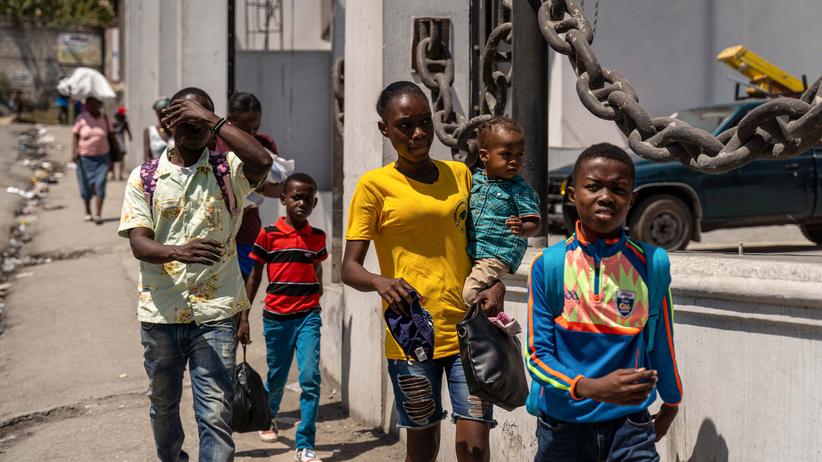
[0,125,402,461]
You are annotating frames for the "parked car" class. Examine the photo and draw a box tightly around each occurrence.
[546,100,822,250]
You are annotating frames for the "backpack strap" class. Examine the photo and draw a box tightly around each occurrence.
[207,151,239,216]
[638,242,670,352]
[526,240,569,416]
[542,240,568,317]
[140,159,160,220]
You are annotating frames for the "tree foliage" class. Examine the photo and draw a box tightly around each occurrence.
[0,0,117,28]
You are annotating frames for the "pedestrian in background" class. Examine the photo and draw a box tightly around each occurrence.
[143,97,172,161]
[242,173,326,462]
[73,99,84,122]
[341,81,505,462]
[215,92,284,280]
[10,91,23,121]
[55,90,70,125]
[119,87,272,462]
[111,105,132,181]
[72,96,112,224]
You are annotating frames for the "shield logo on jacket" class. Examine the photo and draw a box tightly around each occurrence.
[616,291,636,317]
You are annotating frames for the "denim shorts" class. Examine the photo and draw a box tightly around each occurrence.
[387,354,496,430]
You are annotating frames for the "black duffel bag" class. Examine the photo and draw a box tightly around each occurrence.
[457,303,529,411]
[232,345,271,432]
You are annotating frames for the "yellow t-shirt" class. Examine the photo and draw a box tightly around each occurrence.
[346,160,472,360]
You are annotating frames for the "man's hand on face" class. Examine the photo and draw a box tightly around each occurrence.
[169,239,224,265]
[161,98,219,131]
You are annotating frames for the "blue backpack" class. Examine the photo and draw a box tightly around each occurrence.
[525,239,667,416]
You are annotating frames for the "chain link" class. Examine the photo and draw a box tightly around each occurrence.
[332,57,344,136]
[414,5,513,165]
[539,0,822,174]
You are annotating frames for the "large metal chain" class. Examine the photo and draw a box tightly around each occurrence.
[415,6,513,165]
[332,57,344,136]
[539,0,822,174]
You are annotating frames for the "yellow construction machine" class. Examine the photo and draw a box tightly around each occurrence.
[717,45,807,98]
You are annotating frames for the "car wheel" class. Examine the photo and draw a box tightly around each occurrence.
[629,195,693,250]
[799,224,822,246]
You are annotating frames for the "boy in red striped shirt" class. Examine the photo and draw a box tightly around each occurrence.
[240,172,327,462]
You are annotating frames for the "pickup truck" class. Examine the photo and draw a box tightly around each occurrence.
[546,100,822,250]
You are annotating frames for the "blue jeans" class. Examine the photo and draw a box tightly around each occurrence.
[140,319,237,462]
[262,310,322,450]
[387,354,496,429]
[534,410,659,462]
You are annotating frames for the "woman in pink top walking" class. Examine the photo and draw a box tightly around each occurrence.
[72,97,113,224]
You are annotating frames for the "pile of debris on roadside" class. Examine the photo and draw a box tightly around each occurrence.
[0,126,66,335]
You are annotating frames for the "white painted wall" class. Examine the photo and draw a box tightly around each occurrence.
[123,0,228,169]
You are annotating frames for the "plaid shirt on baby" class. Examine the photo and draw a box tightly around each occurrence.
[467,170,540,271]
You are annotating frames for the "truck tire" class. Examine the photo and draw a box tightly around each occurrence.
[799,224,822,246]
[629,195,693,250]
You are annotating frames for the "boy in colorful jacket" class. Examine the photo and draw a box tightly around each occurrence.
[526,143,682,461]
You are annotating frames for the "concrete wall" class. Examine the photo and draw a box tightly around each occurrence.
[234,50,333,190]
[123,0,227,169]
[0,22,103,107]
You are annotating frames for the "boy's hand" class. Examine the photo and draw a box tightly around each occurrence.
[505,216,523,235]
[575,368,657,405]
[372,276,423,317]
[476,280,505,316]
[170,239,224,265]
[236,310,251,345]
[652,404,679,441]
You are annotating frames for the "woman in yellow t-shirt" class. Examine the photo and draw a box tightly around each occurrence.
[342,81,505,462]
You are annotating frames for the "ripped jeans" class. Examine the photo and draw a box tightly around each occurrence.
[387,355,496,430]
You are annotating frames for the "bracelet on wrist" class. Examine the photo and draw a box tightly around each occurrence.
[210,117,229,139]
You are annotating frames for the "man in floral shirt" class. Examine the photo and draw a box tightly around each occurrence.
[118,87,271,462]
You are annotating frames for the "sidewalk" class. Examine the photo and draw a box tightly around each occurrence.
[0,125,402,461]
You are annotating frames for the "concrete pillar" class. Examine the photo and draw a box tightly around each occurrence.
[123,0,227,170]
[341,0,387,430]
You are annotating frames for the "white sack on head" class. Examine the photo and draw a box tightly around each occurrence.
[56,67,116,101]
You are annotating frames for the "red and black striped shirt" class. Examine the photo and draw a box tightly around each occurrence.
[250,217,327,317]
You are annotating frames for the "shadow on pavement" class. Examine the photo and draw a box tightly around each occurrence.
[276,401,349,427]
[236,431,399,461]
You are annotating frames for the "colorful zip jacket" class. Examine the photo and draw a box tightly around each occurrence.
[526,223,683,422]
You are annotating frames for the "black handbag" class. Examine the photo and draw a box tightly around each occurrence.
[231,345,272,432]
[457,303,529,411]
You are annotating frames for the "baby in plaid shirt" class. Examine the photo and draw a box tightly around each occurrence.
[464,116,541,305]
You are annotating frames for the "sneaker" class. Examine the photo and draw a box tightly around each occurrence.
[83,214,93,222]
[258,426,278,443]
[295,448,322,462]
